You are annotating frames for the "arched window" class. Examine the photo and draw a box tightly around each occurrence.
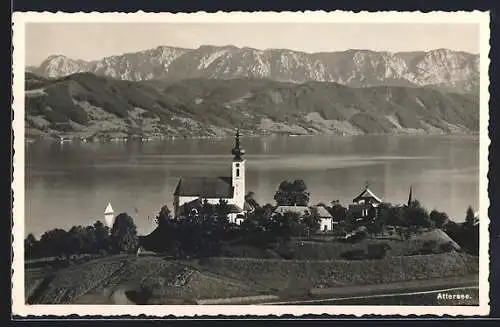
[236,169,240,177]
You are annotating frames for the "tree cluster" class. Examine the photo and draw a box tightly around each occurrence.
[143,199,233,258]
[24,214,140,260]
[443,206,479,255]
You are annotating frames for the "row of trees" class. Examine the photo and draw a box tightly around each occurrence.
[24,214,140,260]
[25,178,479,260]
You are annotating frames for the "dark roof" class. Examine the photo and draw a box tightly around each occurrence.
[243,201,254,211]
[226,204,244,213]
[174,176,234,198]
[274,206,311,216]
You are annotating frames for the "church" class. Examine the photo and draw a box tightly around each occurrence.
[173,130,252,223]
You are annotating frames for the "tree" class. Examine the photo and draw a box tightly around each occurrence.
[245,191,260,209]
[66,226,86,255]
[386,206,407,227]
[429,210,449,228]
[39,228,69,259]
[329,203,347,222]
[155,205,173,230]
[271,211,305,240]
[274,179,310,206]
[93,220,110,253]
[214,198,230,227]
[110,213,139,254]
[24,233,38,259]
[302,208,321,234]
[406,204,433,228]
[465,206,476,227]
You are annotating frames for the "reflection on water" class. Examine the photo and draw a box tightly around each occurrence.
[25,135,479,237]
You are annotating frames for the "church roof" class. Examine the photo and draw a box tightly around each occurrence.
[353,187,382,204]
[174,176,234,198]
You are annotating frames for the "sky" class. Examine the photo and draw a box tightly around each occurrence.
[25,23,480,66]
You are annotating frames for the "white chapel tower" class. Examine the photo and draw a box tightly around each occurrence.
[104,202,115,228]
[231,129,246,210]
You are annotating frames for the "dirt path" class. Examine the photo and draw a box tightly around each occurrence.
[263,274,479,304]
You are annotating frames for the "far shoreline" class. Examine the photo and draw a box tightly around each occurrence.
[24,130,480,144]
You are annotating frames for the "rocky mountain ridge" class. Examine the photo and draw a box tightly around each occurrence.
[27,46,479,94]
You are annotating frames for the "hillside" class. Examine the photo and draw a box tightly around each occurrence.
[27,46,479,94]
[25,72,479,138]
[25,251,479,305]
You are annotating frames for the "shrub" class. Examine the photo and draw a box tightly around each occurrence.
[340,249,366,260]
[366,243,391,259]
[438,242,455,253]
[422,240,438,253]
[110,213,139,254]
[340,230,367,243]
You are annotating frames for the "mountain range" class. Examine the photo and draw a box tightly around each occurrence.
[27,45,479,94]
[25,72,479,139]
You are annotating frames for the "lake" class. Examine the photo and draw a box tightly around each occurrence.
[24,135,479,237]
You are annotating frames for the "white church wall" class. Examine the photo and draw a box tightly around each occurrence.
[320,218,333,232]
[231,160,246,211]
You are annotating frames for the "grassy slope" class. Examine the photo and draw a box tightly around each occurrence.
[219,229,461,260]
[26,248,478,304]
[198,252,478,296]
[24,72,478,138]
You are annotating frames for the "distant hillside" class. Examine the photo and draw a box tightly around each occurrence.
[25,72,479,138]
[27,46,479,94]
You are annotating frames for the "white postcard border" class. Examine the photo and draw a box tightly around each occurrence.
[12,10,491,317]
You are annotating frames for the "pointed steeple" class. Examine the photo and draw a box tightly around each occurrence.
[407,185,413,207]
[105,202,114,214]
[231,128,245,161]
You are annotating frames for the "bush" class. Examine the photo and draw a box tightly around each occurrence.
[366,243,391,259]
[340,249,366,260]
[438,242,455,253]
[280,250,295,260]
[422,240,438,253]
[110,213,139,254]
[339,230,367,243]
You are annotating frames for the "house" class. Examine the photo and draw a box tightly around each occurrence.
[315,206,334,232]
[348,185,382,222]
[173,130,251,222]
[273,205,335,232]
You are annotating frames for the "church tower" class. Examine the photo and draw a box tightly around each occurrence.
[231,129,246,210]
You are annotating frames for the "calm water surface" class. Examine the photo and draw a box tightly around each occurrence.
[25,135,479,237]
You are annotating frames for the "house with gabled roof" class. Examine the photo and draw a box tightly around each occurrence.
[348,185,383,222]
[273,205,335,232]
